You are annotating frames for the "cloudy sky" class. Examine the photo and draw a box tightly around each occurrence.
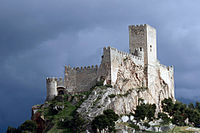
[1,0,200,132]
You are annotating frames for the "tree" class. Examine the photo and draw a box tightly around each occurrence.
[146,104,156,121]
[134,103,156,121]
[71,112,87,133]
[134,103,147,121]
[171,111,187,126]
[91,109,119,133]
[161,98,174,116]
[185,108,200,127]
[158,112,170,125]
[196,102,200,111]
[188,103,194,109]
[18,120,37,132]
[92,114,109,132]
[6,126,19,133]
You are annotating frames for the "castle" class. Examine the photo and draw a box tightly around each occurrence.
[46,24,175,107]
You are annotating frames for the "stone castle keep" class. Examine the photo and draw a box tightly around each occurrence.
[46,24,175,109]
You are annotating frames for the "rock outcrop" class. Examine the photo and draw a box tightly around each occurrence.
[78,57,174,119]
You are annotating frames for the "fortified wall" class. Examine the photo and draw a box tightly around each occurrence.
[64,65,98,93]
[97,46,144,86]
[46,24,175,105]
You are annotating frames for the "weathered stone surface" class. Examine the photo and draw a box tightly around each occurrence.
[46,24,175,123]
[78,54,174,118]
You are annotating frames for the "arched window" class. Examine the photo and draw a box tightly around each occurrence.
[57,87,65,95]
[58,90,64,95]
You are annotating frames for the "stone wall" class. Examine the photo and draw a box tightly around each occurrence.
[46,24,175,108]
[97,47,112,85]
[64,65,98,92]
[129,24,157,65]
[158,62,175,99]
[97,46,144,86]
[147,25,157,65]
[46,77,58,101]
[129,24,147,64]
[110,47,144,85]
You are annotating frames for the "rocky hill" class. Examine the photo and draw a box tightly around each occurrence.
[7,82,200,133]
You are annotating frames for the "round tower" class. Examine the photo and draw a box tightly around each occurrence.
[46,77,58,101]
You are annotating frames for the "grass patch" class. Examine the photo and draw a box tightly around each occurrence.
[47,125,72,133]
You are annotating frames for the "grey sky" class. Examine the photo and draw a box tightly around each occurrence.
[1,0,200,132]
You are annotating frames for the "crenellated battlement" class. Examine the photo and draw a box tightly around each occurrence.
[65,65,98,73]
[129,24,146,29]
[46,77,58,82]
[46,24,175,103]
[167,65,174,72]
[157,61,174,72]
[103,46,143,62]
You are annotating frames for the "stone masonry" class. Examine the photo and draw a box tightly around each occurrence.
[46,24,175,111]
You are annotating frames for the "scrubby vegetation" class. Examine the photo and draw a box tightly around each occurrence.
[7,90,92,133]
[91,109,119,133]
[108,94,116,98]
[126,98,200,132]
[134,102,156,122]
[161,98,200,127]
[7,120,37,133]
[42,92,92,133]
[7,85,200,133]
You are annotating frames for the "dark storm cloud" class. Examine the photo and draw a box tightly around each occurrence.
[1,0,200,132]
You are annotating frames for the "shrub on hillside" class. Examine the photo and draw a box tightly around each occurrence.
[91,109,119,133]
[96,81,104,86]
[18,120,37,132]
[134,102,156,121]
[158,112,171,125]
[6,126,19,133]
[161,98,200,127]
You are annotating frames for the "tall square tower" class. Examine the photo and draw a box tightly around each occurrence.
[129,24,157,66]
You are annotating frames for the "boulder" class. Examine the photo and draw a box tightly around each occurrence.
[121,116,129,122]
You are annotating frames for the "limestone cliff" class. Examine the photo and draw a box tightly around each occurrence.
[77,57,175,119]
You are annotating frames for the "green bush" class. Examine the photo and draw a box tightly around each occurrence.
[108,94,116,98]
[18,120,37,132]
[171,111,186,126]
[6,126,19,133]
[143,122,150,128]
[161,98,174,116]
[91,109,119,133]
[128,123,140,131]
[96,81,104,86]
[105,84,113,88]
[58,111,87,133]
[188,103,195,109]
[158,112,170,125]
[134,103,156,121]
[160,98,200,127]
